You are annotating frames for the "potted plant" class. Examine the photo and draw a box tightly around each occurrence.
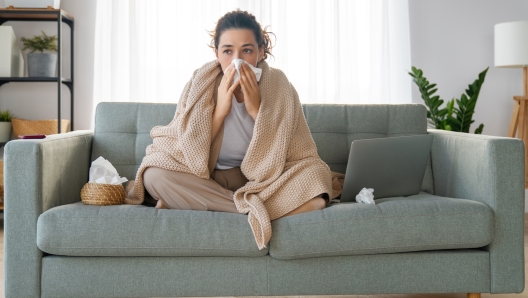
[0,109,13,143]
[408,67,488,134]
[21,31,58,77]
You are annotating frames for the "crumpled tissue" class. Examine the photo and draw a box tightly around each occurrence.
[229,58,262,86]
[89,156,128,185]
[356,188,375,204]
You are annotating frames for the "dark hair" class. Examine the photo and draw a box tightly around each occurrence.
[209,9,274,60]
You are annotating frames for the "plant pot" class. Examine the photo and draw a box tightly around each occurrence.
[27,53,57,77]
[4,0,60,9]
[0,122,12,143]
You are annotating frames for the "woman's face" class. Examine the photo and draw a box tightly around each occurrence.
[215,29,264,71]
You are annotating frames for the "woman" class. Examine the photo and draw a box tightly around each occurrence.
[127,9,333,249]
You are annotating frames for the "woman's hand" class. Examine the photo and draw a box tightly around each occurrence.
[215,64,239,119]
[212,64,239,140]
[240,63,261,120]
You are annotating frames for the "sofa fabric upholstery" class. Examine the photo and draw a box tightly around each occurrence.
[37,202,268,257]
[4,131,94,298]
[40,250,491,298]
[91,103,177,182]
[429,129,525,293]
[270,193,493,260]
[37,193,493,259]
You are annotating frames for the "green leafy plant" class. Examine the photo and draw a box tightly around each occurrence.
[408,67,488,134]
[0,109,13,122]
[20,31,58,53]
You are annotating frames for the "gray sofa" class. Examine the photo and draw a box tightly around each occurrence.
[4,102,525,298]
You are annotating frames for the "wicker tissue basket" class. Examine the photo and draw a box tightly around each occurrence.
[12,118,69,138]
[80,183,125,206]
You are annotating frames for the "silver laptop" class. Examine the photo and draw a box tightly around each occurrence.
[340,135,434,202]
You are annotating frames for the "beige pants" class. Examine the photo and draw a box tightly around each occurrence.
[143,167,248,213]
[143,167,326,215]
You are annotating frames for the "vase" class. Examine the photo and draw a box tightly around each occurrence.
[0,122,12,143]
[27,53,57,77]
[0,26,24,77]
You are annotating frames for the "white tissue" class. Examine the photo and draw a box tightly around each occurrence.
[89,156,128,185]
[356,188,375,204]
[229,58,262,86]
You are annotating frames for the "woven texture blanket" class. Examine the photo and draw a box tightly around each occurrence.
[131,60,332,249]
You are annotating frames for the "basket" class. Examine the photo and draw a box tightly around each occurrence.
[12,118,69,138]
[80,183,125,206]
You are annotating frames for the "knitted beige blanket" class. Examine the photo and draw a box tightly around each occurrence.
[130,60,332,249]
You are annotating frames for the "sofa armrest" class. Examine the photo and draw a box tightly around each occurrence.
[428,129,524,294]
[4,130,93,298]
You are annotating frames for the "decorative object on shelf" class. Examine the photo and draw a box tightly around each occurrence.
[0,8,74,133]
[409,66,488,134]
[21,30,58,77]
[0,109,13,142]
[4,0,60,9]
[0,26,23,77]
[495,20,528,187]
[11,118,69,138]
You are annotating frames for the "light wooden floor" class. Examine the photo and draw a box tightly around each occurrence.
[0,216,526,298]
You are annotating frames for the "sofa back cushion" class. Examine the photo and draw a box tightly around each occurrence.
[92,103,176,183]
[92,102,433,193]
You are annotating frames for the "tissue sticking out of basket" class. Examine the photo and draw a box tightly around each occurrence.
[81,157,128,206]
[89,156,128,185]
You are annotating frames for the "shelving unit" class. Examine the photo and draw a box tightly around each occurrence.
[0,8,74,132]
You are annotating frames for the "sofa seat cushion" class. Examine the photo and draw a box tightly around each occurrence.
[37,202,267,257]
[269,193,493,260]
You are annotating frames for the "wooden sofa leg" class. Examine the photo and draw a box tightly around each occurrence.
[467,294,481,298]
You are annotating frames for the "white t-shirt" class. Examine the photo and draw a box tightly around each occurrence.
[215,95,255,170]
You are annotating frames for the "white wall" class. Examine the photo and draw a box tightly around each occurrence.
[0,0,96,130]
[408,0,528,211]
[409,0,528,137]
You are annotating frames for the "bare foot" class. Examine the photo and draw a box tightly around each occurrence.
[282,197,326,217]
[125,180,135,199]
[155,200,168,209]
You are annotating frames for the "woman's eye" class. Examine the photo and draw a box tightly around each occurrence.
[244,49,252,53]
[223,50,231,54]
